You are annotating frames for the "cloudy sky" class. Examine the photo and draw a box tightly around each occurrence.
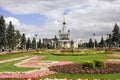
[0,0,120,42]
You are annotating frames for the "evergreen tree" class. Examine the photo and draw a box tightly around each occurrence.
[112,23,120,48]
[99,36,105,48]
[6,21,15,49]
[21,33,26,50]
[88,38,94,48]
[0,15,6,50]
[95,39,98,47]
[32,37,36,49]
[38,39,41,49]
[14,30,21,49]
[26,38,31,50]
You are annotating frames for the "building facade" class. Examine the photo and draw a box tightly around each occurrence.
[59,14,71,48]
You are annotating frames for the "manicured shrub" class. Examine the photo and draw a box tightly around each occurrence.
[94,60,105,67]
[82,61,95,68]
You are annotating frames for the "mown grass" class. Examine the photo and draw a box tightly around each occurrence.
[47,73,120,80]
[33,53,114,63]
[0,58,38,72]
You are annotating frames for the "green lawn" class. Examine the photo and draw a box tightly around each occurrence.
[0,51,120,79]
[47,73,120,80]
[0,58,38,72]
[33,53,113,63]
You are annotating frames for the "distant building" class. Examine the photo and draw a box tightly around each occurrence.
[43,38,54,46]
[74,39,82,48]
[59,14,71,48]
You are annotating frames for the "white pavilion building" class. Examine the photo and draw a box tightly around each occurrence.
[59,14,71,48]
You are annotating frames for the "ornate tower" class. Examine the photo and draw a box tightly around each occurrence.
[59,14,71,48]
[62,14,66,32]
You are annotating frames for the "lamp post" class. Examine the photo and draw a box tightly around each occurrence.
[106,34,109,49]
[35,34,38,49]
[93,33,96,49]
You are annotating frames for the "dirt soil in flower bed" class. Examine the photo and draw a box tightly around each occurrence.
[49,63,120,74]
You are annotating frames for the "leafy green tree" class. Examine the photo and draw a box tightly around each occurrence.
[112,23,120,48]
[6,21,15,49]
[38,39,41,49]
[0,15,6,50]
[21,33,26,50]
[26,38,31,50]
[32,37,36,49]
[99,36,105,48]
[88,38,94,48]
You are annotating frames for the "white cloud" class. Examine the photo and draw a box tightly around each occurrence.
[5,17,20,26]
[5,16,59,40]
[1,0,120,42]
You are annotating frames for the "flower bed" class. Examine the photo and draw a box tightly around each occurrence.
[106,54,120,59]
[0,70,56,78]
[49,62,120,74]
[15,56,57,68]
[15,56,73,68]
[52,52,97,56]
[110,49,120,52]
[104,59,120,64]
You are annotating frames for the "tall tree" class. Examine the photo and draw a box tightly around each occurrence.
[38,39,41,49]
[14,30,21,49]
[26,38,31,50]
[99,36,105,48]
[6,21,15,49]
[32,37,36,49]
[95,39,98,47]
[21,33,26,50]
[88,38,94,48]
[112,23,120,48]
[0,15,6,50]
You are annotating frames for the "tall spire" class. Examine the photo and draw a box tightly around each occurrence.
[62,13,66,32]
[63,13,66,25]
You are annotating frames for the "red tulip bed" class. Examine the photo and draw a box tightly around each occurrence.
[49,61,120,74]
[0,56,73,79]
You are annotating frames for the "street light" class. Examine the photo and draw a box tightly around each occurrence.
[106,34,109,48]
[93,33,96,49]
[35,34,38,49]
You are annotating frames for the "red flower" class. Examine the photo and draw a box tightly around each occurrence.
[55,75,59,79]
